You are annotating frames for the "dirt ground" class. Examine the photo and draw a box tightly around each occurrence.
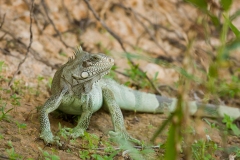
[0,0,240,159]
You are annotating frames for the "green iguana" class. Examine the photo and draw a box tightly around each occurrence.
[40,46,240,145]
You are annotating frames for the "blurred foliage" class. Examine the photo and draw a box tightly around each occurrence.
[151,0,240,159]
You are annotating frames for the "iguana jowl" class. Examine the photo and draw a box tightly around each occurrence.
[40,47,240,145]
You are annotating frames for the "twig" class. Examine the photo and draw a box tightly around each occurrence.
[112,4,168,55]
[0,32,6,41]
[41,0,74,50]
[0,155,10,160]
[83,0,126,52]
[83,0,162,95]
[133,12,168,55]
[113,3,184,41]
[114,70,129,77]
[0,13,6,29]
[67,143,160,151]
[8,0,34,87]
[114,3,188,56]
[135,31,146,47]
[0,47,10,55]
[25,107,37,121]
[61,0,72,24]
[0,29,55,68]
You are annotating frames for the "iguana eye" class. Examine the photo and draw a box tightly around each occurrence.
[82,61,87,67]
[90,56,99,61]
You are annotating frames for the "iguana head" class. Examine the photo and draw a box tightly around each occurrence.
[72,47,114,82]
[64,46,114,94]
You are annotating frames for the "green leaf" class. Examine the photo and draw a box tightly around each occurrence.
[224,38,240,59]
[185,0,207,10]
[231,125,240,136]
[220,0,232,11]
[164,125,177,160]
[230,9,240,21]
[208,13,220,26]
[0,61,4,72]
[223,15,240,38]
[51,155,60,160]
[208,63,218,78]
[222,114,233,129]
[43,151,50,157]
[91,154,104,160]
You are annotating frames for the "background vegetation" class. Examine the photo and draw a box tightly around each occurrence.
[0,0,240,159]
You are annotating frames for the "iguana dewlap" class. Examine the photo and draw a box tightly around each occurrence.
[39,47,240,145]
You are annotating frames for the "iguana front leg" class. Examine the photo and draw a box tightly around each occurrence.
[40,88,68,145]
[63,95,93,139]
[102,87,141,144]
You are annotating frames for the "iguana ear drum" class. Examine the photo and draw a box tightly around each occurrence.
[81,72,89,78]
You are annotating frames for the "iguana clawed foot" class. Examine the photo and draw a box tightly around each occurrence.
[60,127,85,139]
[41,128,141,146]
[40,128,85,146]
[109,130,141,145]
[40,131,62,146]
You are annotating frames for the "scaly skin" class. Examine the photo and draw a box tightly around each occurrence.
[39,47,138,145]
[40,46,240,146]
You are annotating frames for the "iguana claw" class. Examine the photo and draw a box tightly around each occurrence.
[60,127,85,139]
[109,130,141,145]
[40,131,62,146]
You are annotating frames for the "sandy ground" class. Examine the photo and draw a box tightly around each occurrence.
[0,0,240,159]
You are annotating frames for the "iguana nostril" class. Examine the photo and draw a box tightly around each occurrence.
[108,58,114,63]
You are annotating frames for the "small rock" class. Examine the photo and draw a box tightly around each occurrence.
[11,136,21,142]
[143,63,179,85]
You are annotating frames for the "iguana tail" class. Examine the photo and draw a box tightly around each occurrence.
[105,79,240,119]
[105,79,175,113]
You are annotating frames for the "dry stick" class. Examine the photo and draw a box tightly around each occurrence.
[0,29,55,68]
[112,3,168,55]
[61,0,72,24]
[0,155,9,160]
[67,143,160,151]
[114,3,183,40]
[133,12,168,55]
[114,3,186,54]
[41,0,74,50]
[83,0,162,95]
[0,13,6,29]
[8,0,34,87]
[83,0,126,51]
[0,47,11,55]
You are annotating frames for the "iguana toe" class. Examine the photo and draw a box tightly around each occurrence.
[71,128,85,138]
[109,130,141,145]
[40,131,62,146]
[60,127,84,139]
